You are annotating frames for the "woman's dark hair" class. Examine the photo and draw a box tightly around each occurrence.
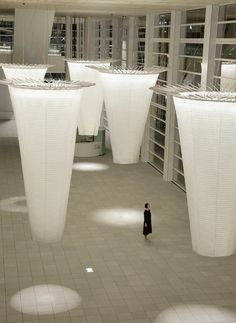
[145,203,149,208]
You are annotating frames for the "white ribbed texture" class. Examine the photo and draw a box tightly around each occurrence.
[67,61,109,135]
[2,65,47,80]
[9,86,83,242]
[174,96,236,257]
[99,73,158,164]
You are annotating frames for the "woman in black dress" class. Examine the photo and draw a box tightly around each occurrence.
[143,202,152,240]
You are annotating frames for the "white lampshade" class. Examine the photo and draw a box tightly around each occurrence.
[98,69,160,164]
[6,80,94,243]
[66,60,110,136]
[1,63,50,80]
[173,92,236,257]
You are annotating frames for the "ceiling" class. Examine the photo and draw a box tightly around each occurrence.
[0,0,231,16]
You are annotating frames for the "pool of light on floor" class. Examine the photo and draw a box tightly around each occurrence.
[0,196,27,213]
[154,304,236,322]
[91,207,142,227]
[72,162,109,171]
[10,284,81,315]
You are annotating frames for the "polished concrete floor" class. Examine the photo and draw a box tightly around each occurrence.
[1,137,236,323]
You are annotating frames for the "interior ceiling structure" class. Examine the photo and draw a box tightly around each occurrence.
[0,0,232,16]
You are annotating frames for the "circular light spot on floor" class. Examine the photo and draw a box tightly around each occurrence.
[0,196,27,213]
[73,162,109,171]
[154,304,236,322]
[10,284,81,315]
[91,208,142,227]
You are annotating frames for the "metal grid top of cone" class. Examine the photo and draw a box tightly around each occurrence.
[1,78,95,90]
[160,85,236,257]
[1,63,52,80]
[91,66,166,75]
[66,59,116,64]
[97,67,161,164]
[0,63,53,69]
[151,84,236,102]
[6,78,95,243]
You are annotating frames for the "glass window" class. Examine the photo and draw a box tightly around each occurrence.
[150,118,166,134]
[137,41,145,52]
[152,93,167,107]
[181,25,205,38]
[158,71,168,82]
[178,72,201,86]
[179,57,202,73]
[173,170,185,189]
[150,105,166,121]
[71,17,85,59]
[152,54,168,67]
[150,129,165,147]
[149,153,164,172]
[174,156,184,173]
[184,8,206,24]
[153,42,169,54]
[174,142,182,158]
[156,13,171,26]
[138,27,146,38]
[0,18,14,51]
[49,17,66,56]
[154,27,170,38]
[217,23,236,38]
[150,142,165,159]
[174,127,180,142]
[180,43,203,57]
[218,4,236,21]
[215,44,236,60]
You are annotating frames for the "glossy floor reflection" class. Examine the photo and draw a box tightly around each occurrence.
[1,137,236,323]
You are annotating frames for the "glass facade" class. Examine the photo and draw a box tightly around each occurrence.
[148,13,171,173]
[0,16,14,51]
[214,3,236,91]
[137,16,146,68]
[49,16,66,56]
[71,17,85,59]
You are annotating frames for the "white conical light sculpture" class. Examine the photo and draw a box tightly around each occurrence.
[4,79,94,243]
[1,63,51,80]
[97,68,160,164]
[171,90,236,257]
[66,60,111,136]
